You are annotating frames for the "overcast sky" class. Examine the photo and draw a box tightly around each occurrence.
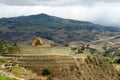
[0,0,120,26]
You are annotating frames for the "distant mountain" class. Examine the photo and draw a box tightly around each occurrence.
[0,13,120,44]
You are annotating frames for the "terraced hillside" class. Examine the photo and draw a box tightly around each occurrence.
[4,54,75,74]
[20,46,72,54]
[9,45,72,54]
[3,54,120,80]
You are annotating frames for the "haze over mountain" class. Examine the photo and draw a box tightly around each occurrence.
[0,13,120,45]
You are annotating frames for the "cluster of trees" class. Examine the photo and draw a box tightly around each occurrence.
[102,46,120,57]
[102,45,120,64]
[0,40,8,55]
[71,44,98,55]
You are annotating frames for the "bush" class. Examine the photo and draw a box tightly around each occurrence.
[113,58,120,64]
[42,68,51,76]
[0,58,6,63]
[104,57,114,64]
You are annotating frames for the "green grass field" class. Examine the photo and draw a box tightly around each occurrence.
[0,75,17,80]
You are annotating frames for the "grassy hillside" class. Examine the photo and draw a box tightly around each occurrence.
[0,13,120,44]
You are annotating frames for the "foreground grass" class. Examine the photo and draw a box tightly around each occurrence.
[0,75,17,80]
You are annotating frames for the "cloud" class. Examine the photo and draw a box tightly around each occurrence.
[0,1,120,26]
[0,0,120,6]
[0,0,38,6]
[0,3,120,27]
[0,4,51,17]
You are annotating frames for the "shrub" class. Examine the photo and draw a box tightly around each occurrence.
[104,57,114,64]
[42,68,51,76]
[70,66,77,71]
[113,58,120,64]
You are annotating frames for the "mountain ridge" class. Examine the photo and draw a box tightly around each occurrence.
[0,13,120,44]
